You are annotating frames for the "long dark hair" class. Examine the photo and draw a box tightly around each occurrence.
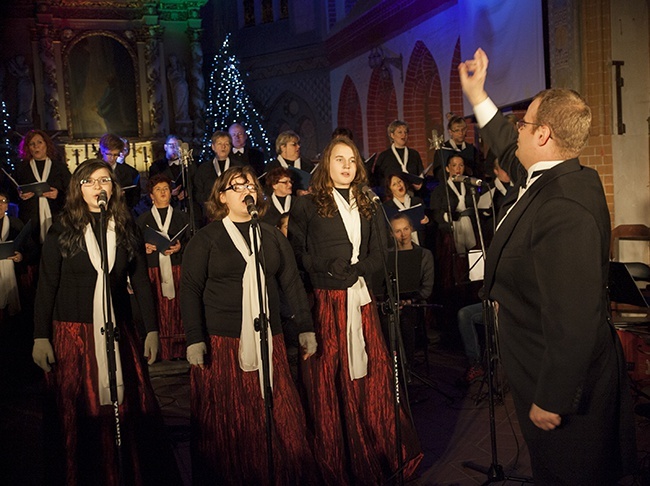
[58,159,139,259]
[310,136,374,220]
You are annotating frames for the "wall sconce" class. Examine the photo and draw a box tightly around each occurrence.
[368,46,403,83]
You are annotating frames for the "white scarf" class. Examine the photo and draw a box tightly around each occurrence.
[393,194,420,245]
[449,140,467,152]
[84,219,124,405]
[30,158,53,243]
[332,189,371,380]
[271,194,291,214]
[447,178,476,253]
[222,216,273,397]
[0,217,20,315]
[151,206,175,299]
[390,144,409,174]
[277,155,301,170]
[213,157,231,177]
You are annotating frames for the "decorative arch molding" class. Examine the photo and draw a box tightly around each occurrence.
[266,90,320,160]
[62,30,142,139]
[337,76,363,145]
[403,40,443,162]
[366,67,397,157]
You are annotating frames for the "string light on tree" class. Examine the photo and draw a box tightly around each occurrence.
[201,34,271,162]
[0,99,16,173]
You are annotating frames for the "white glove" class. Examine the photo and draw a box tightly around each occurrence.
[187,342,207,368]
[144,331,160,365]
[298,332,317,359]
[32,338,55,372]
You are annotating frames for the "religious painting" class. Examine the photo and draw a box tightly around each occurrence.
[65,34,139,139]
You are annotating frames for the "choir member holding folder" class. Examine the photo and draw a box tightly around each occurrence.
[15,129,71,248]
[382,172,429,246]
[137,174,189,360]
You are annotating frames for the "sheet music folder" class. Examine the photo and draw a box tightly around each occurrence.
[608,261,649,308]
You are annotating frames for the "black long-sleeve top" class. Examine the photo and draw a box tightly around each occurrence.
[136,206,190,267]
[288,193,386,290]
[372,147,424,187]
[33,217,157,338]
[429,181,476,231]
[180,220,313,346]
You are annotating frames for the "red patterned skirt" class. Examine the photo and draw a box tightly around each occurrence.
[190,334,320,485]
[302,288,423,485]
[44,321,181,486]
[147,265,185,360]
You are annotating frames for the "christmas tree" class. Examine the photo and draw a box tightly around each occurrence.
[200,34,271,163]
[0,99,16,174]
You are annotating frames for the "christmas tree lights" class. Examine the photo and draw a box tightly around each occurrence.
[0,99,16,174]
[200,34,272,163]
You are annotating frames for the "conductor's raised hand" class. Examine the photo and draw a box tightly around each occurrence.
[458,47,490,106]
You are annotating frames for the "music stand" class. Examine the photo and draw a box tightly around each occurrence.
[608,261,649,308]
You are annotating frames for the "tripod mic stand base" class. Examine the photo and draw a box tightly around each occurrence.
[463,460,533,485]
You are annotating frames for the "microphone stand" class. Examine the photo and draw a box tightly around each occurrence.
[181,145,197,237]
[368,198,406,486]
[249,214,275,484]
[99,204,124,485]
[461,183,532,485]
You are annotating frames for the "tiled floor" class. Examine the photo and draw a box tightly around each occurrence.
[2,336,649,485]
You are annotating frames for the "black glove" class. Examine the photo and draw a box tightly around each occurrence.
[327,257,352,280]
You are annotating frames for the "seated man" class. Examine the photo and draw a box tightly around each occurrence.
[387,214,434,368]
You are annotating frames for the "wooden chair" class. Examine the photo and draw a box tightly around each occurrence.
[610,224,650,262]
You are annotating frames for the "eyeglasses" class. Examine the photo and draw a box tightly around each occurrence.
[224,183,256,193]
[516,119,542,130]
[101,151,121,159]
[0,199,8,204]
[277,179,292,185]
[80,177,112,187]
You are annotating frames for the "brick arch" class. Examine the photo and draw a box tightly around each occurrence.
[366,69,398,156]
[448,38,478,146]
[337,76,364,144]
[403,40,443,163]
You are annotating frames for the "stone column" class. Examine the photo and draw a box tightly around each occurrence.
[144,25,165,136]
[36,24,62,130]
[188,28,205,144]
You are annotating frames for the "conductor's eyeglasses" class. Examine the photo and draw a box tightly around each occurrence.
[224,183,256,193]
[80,177,112,187]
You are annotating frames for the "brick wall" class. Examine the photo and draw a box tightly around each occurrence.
[578,0,615,221]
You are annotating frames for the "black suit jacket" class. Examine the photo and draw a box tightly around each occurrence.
[481,111,635,482]
[230,146,265,176]
[112,162,141,209]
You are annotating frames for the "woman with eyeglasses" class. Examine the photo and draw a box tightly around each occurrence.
[15,129,71,250]
[288,136,423,485]
[180,165,319,485]
[262,167,294,227]
[32,159,181,485]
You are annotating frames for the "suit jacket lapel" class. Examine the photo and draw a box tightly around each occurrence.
[483,159,581,294]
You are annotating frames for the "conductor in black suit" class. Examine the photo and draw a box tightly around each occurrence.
[228,123,265,176]
[460,48,636,484]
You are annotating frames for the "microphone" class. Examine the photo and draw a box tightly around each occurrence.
[361,185,380,203]
[451,174,483,187]
[244,194,259,219]
[97,190,108,209]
